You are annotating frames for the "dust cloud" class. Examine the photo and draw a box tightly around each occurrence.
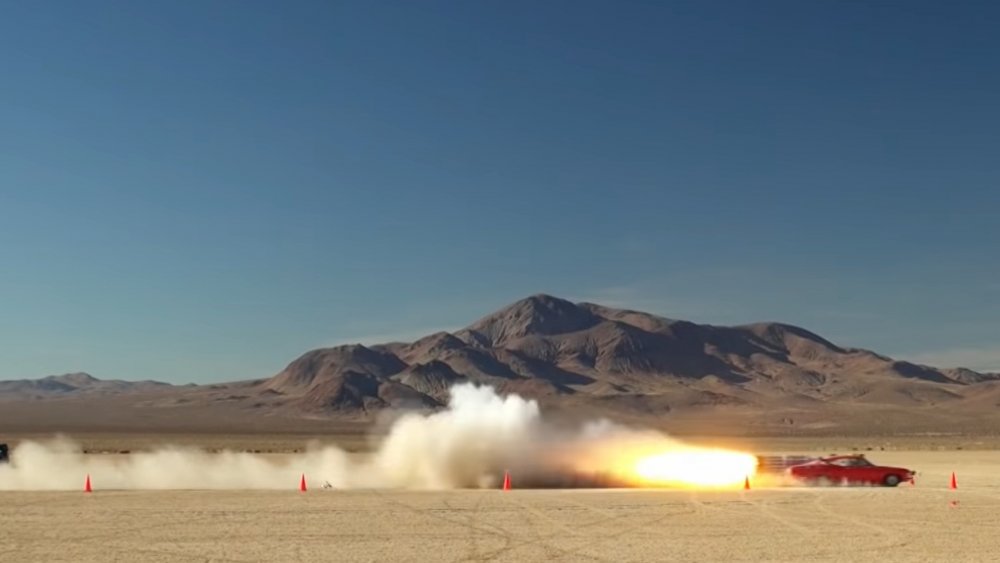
[0,383,749,490]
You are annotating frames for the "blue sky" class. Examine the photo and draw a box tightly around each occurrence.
[2,0,998,382]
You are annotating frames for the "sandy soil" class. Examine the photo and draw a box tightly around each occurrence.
[2,450,998,562]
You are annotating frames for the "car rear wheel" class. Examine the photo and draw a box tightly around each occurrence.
[883,474,901,487]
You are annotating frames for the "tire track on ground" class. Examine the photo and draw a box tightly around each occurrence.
[548,492,618,519]
[367,489,516,563]
[555,498,694,562]
[795,489,911,558]
[442,491,496,563]
[127,548,259,563]
[735,492,819,537]
[466,496,693,561]
[514,498,579,561]
[470,494,608,562]
[489,492,695,563]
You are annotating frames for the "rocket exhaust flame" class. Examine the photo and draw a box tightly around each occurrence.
[632,449,759,487]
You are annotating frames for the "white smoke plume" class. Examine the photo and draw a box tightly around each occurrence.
[0,383,747,491]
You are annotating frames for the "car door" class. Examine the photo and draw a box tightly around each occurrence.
[825,458,853,482]
[846,458,880,483]
[859,462,885,484]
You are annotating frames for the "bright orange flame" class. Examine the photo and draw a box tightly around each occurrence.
[630,448,759,488]
[548,433,760,489]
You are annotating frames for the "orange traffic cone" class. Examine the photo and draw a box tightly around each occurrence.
[84,474,92,493]
[502,471,511,491]
[299,474,307,492]
[950,472,957,490]
[744,476,751,490]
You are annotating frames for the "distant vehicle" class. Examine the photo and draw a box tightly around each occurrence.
[0,443,8,464]
[786,454,915,486]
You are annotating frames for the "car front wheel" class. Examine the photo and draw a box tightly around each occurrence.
[883,474,901,487]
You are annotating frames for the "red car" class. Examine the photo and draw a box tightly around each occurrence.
[787,454,915,487]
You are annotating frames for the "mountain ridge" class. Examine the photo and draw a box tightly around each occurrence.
[251,294,999,415]
[0,372,174,399]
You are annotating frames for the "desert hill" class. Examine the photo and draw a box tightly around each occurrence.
[0,372,175,400]
[2,294,998,436]
[254,294,997,414]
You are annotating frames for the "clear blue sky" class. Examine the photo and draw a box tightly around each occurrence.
[2,0,998,382]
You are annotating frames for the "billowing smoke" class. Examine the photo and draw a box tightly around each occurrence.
[0,383,753,491]
[0,436,351,490]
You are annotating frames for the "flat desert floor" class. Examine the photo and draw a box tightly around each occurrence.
[3,450,1000,562]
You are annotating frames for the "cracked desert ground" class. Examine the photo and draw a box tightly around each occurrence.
[4,448,1000,562]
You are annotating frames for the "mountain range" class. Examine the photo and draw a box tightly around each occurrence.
[3,294,999,436]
